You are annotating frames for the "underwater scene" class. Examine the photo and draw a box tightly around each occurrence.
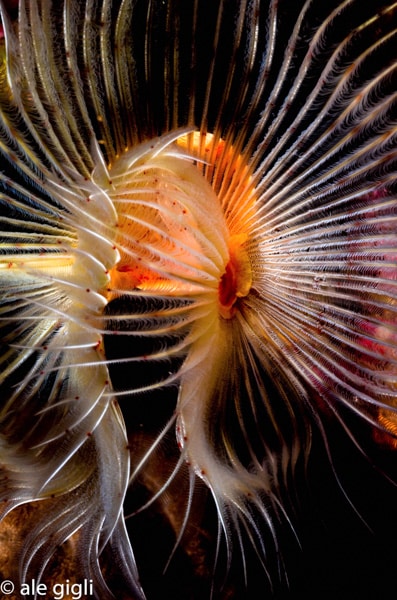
[0,0,396,598]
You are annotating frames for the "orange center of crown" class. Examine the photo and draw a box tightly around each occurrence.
[105,132,254,320]
[218,233,252,319]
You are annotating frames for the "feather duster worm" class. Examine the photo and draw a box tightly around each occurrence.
[0,0,396,598]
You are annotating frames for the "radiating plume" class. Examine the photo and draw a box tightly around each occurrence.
[0,0,396,598]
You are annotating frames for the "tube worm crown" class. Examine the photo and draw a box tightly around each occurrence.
[0,0,396,597]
